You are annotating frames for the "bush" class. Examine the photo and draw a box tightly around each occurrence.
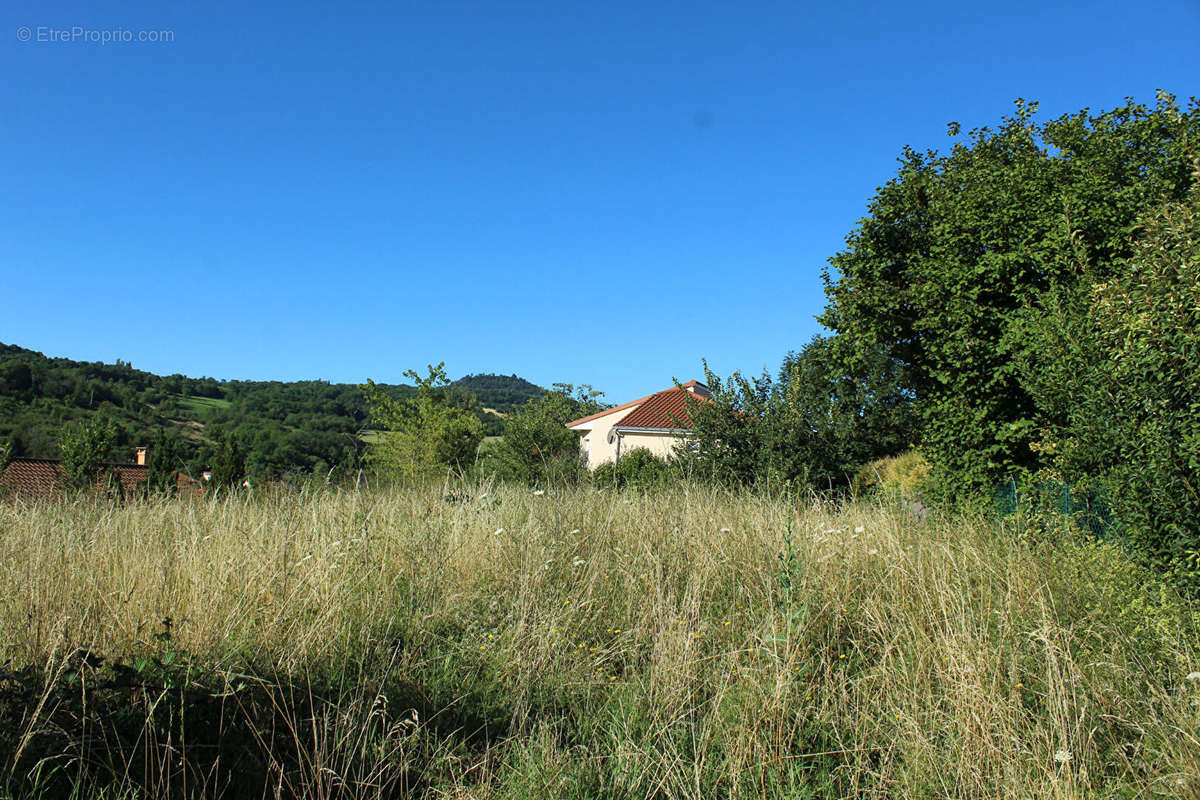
[681,338,916,493]
[361,363,483,482]
[853,449,931,500]
[592,448,678,489]
[488,384,602,487]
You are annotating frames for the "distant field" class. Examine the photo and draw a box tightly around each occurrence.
[359,432,502,445]
[1,486,1196,798]
[171,393,231,416]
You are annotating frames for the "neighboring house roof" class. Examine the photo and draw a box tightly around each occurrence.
[566,381,709,431]
[0,457,201,499]
[0,458,64,496]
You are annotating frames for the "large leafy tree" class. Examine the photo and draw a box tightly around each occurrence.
[1018,175,1200,580]
[362,363,484,482]
[821,93,1200,498]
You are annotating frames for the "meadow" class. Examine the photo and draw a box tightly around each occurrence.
[1,484,1198,798]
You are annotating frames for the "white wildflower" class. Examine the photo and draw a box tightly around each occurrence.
[1186,671,1200,683]
[493,528,505,536]
[533,489,545,496]
[569,529,581,534]
[572,557,586,567]
[1053,749,1072,764]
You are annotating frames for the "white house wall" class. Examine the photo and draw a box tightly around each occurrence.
[612,431,686,463]
[575,406,637,468]
[576,417,688,469]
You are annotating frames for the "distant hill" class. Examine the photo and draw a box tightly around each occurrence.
[453,374,544,409]
[0,343,545,479]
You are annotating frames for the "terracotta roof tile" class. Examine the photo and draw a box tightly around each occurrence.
[565,381,707,429]
[614,384,708,430]
[565,396,645,428]
[0,458,65,497]
[1,458,201,499]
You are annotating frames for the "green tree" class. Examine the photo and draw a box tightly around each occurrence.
[821,93,1199,498]
[1018,173,1200,581]
[58,417,115,491]
[491,383,604,486]
[209,432,245,491]
[678,366,775,488]
[778,336,918,480]
[0,361,33,398]
[362,363,484,482]
[681,339,917,492]
[145,429,182,495]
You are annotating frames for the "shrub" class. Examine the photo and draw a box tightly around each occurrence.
[682,338,916,492]
[853,449,932,499]
[488,384,602,487]
[592,447,678,489]
[57,416,115,491]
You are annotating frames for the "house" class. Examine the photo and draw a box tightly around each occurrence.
[565,381,709,469]
[0,446,202,500]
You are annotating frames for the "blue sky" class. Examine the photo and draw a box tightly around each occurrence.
[3,1,1198,403]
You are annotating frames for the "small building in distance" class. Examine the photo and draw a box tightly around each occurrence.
[0,446,201,500]
[565,381,709,469]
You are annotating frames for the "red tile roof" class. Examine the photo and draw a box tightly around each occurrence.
[565,381,709,430]
[0,458,65,497]
[614,384,708,430]
[0,458,201,499]
[565,395,647,429]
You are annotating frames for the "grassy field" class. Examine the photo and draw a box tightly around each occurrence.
[1,484,1198,798]
[171,394,232,417]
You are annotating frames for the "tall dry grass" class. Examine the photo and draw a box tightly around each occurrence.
[0,483,1198,798]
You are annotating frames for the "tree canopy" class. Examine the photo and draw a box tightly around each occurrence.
[362,364,485,482]
[820,92,1200,498]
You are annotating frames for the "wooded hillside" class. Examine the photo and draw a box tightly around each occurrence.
[0,343,544,479]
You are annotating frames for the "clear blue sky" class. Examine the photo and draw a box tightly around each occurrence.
[3,1,1198,403]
